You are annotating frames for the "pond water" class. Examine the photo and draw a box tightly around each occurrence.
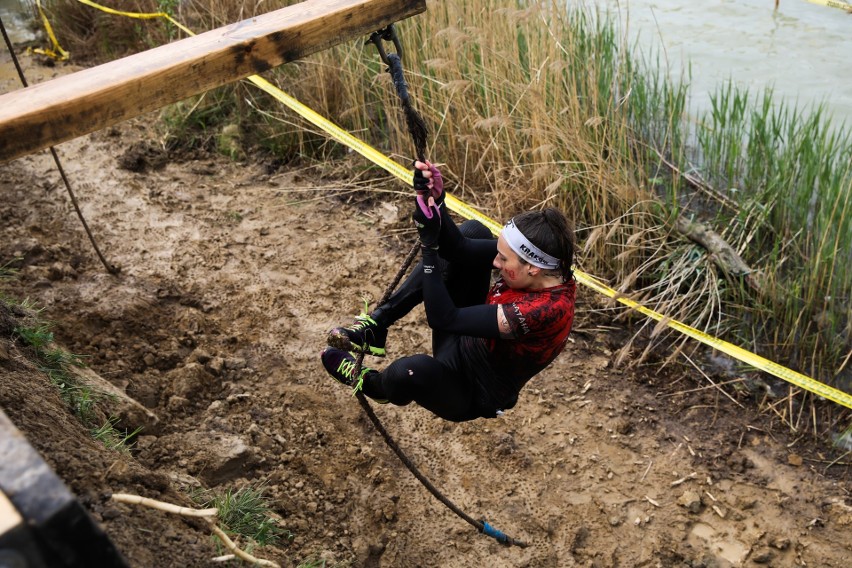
[0,0,36,44]
[590,0,852,125]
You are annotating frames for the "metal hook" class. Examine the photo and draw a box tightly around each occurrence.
[367,24,403,67]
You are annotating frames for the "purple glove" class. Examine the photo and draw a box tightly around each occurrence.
[413,161,445,208]
[427,163,444,205]
[415,192,440,220]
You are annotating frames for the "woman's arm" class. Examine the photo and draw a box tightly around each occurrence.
[438,212,497,265]
[421,247,507,338]
[412,170,504,338]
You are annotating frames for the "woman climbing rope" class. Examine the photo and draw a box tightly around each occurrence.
[320,160,576,422]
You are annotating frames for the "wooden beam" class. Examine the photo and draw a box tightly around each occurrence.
[0,0,426,163]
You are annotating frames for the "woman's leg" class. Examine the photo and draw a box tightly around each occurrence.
[429,220,492,355]
[362,354,478,422]
[372,219,493,327]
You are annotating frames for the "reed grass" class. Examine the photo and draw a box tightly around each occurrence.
[42,0,852,436]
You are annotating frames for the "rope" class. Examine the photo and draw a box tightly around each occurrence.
[385,52,428,162]
[0,19,118,275]
[355,392,528,548]
[352,246,528,548]
[349,32,528,548]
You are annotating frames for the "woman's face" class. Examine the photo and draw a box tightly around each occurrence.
[493,234,532,288]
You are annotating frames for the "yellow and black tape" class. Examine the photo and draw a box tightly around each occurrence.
[61,2,852,410]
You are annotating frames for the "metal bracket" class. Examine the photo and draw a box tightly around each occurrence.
[367,24,403,67]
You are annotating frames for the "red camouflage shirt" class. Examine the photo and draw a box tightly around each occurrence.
[461,277,576,410]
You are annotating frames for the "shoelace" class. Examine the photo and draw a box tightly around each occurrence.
[336,358,358,381]
[350,300,377,331]
[351,315,376,331]
[336,357,369,395]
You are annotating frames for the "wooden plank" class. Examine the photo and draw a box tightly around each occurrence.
[0,0,426,163]
[0,490,48,568]
[0,489,22,536]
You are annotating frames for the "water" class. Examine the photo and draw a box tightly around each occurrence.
[591,0,852,125]
[0,0,36,44]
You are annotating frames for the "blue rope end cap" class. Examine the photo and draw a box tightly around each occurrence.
[481,521,510,544]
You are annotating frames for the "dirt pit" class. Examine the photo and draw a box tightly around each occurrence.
[1,51,851,567]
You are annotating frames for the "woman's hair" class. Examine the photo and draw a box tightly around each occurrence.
[512,208,576,281]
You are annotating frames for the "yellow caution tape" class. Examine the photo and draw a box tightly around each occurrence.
[575,273,852,409]
[805,0,852,12]
[75,0,194,36]
[34,0,193,61]
[33,0,69,61]
[74,2,852,410]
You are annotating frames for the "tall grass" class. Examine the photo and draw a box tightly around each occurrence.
[687,87,852,390]
[42,0,852,433]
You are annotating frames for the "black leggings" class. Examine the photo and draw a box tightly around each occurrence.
[363,220,493,421]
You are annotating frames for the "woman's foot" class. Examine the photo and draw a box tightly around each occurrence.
[326,314,387,357]
[320,348,387,404]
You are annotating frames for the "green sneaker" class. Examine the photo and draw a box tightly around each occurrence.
[320,348,387,404]
[327,313,388,357]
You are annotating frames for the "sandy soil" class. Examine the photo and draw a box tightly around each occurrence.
[1,51,851,568]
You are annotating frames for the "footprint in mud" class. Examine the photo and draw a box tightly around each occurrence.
[117,141,167,173]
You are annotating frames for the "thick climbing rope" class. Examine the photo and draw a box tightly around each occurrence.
[352,251,529,548]
[0,18,118,275]
[352,27,528,548]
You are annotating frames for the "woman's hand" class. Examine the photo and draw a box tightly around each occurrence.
[413,194,441,249]
[413,160,444,207]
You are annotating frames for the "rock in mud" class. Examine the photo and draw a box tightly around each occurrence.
[677,490,702,514]
[185,431,254,485]
[751,548,774,563]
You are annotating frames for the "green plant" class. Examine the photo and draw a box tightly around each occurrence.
[13,317,100,425]
[13,322,54,350]
[195,482,289,548]
[91,417,142,453]
[0,258,19,280]
[224,210,243,223]
[158,88,240,152]
[157,0,180,39]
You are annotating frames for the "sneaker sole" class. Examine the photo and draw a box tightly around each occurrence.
[326,330,386,357]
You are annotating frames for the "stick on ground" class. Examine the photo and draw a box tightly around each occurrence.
[111,493,280,567]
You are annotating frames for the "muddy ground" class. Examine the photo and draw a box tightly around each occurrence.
[1,51,851,567]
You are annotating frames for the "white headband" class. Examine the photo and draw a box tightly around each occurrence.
[502,219,561,270]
